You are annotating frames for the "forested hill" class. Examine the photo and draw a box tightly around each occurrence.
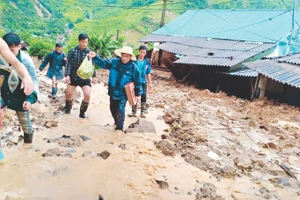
[0,0,296,48]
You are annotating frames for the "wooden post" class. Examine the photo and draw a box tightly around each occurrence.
[258,75,268,98]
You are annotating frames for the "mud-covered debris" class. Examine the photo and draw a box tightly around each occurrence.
[42,148,61,157]
[118,144,126,150]
[82,151,92,157]
[155,179,169,189]
[259,187,269,195]
[161,134,168,139]
[44,120,59,128]
[163,113,177,124]
[97,150,110,159]
[154,140,177,156]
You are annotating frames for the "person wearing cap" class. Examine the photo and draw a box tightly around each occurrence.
[88,46,142,132]
[39,42,67,99]
[128,45,152,118]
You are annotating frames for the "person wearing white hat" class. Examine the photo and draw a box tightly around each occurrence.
[88,46,142,132]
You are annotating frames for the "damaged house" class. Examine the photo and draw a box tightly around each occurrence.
[245,54,300,106]
[140,9,300,99]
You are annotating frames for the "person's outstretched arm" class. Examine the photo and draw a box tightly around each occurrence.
[0,38,33,95]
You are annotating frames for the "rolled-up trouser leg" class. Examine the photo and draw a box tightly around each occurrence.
[16,110,33,143]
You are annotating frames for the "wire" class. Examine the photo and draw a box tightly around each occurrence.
[202,10,292,42]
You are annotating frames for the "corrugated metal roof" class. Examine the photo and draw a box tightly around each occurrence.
[278,53,300,65]
[140,34,275,51]
[173,56,243,67]
[225,69,258,77]
[245,60,300,88]
[152,10,300,43]
[157,40,275,67]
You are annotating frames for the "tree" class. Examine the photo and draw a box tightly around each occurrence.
[89,31,123,59]
[28,38,53,57]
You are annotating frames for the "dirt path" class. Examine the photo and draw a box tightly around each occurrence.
[0,57,299,200]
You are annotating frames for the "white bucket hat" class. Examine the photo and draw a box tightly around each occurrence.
[114,46,136,61]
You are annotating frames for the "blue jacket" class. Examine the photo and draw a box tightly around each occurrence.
[134,58,152,83]
[92,56,143,100]
[39,50,67,80]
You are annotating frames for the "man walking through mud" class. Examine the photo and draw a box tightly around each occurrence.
[88,46,142,132]
[39,43,67,99]
[64,33,97,118]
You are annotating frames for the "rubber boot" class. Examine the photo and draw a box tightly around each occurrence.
[24,133,33,143]
[79,101,89,118]
[65,100,73,114]
[128,104,137,117]
[52,87,57,99]
[140,102,146,118]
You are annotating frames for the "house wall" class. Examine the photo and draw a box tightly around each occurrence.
[265,79,300,105]
[218,75,255,99]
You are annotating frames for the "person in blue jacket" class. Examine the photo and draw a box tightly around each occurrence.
[128,45,152,118]
[88,46,142,131]
[0,32,39,143]
[39,43,67,98]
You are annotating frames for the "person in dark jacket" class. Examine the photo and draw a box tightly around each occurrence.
[0,32,39,143]
[64,33,97,118]
[39,43,67,98]
[88,46,142,131]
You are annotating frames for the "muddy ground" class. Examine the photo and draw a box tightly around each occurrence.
[0,57,299,200]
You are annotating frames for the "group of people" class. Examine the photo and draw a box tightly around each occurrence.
[0,32,152,145]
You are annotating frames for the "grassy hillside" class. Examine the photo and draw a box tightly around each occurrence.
[0,0,297,51]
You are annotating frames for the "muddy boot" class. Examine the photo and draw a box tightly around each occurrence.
[52,87,57,99]
[140,102,146,118]
[65,100,73,114]
[79,101,89,118]
[24,133,33,144]
[128,104,137,117]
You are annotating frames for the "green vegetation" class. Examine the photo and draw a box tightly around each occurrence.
[0,0,298,53]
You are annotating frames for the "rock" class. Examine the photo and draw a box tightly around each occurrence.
[79,135,91,141]
[161,134,168,139]
[82,151,92,157]
[264,194,271,199]
[163,113,177,124]
[154,140,177,156]
[126,119,156,133]
[249,120,257,127]
[118,144,126,150]
[42,148,61,157]
[98,194,104,200]
[221,166,237,178]
[63,153,73,158]
[98,150,110,159]
[195,134,208,143]
[259,187,269,194]
[155,180,169,189]
[263,142,279,150]
[44,120,58,128]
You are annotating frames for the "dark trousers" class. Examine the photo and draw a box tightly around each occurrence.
[110,98,127,130]
[141,83,147,103]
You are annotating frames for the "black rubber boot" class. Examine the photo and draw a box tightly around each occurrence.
[24,133,33,144]
[128,104,137,117]
[140,102,146,118]
[79,101,89,118]
[65,100,73,114]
